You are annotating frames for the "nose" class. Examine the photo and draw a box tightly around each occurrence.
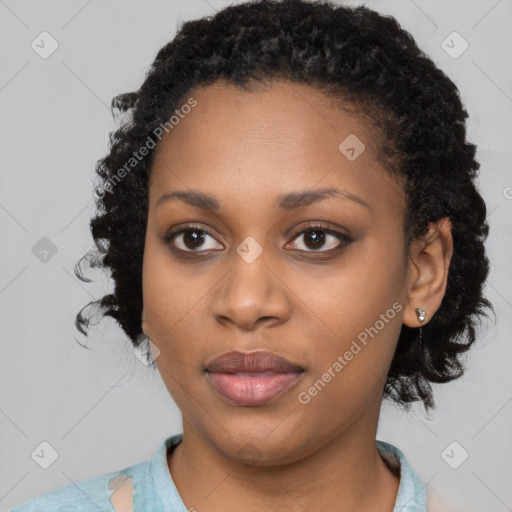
[211,247,291,331]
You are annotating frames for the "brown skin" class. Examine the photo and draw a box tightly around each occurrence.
[141,80,453,512]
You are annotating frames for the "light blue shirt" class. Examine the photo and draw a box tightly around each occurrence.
[10,434,427,511]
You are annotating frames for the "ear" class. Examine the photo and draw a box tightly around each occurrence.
[403,218,454,327]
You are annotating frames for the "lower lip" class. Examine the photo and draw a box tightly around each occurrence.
[207,371,302,406]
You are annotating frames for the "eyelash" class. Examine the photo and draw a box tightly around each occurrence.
[162,222,354,259]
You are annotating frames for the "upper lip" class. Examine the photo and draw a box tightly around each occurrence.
[206,351,304,374]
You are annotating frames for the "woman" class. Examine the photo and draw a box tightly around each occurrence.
[11,0,491,510]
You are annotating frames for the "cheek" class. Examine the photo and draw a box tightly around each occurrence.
[295,241,407,397]
[295,284,404,423]
[144,260,208,407]
[143,238,202,324]
[305,240,406,336]
[142,243,202,365]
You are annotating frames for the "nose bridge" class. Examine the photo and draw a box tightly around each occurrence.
[214,235,290,328]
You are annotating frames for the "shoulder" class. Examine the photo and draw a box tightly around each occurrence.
[376,440,428,511]
[376,440,459,512]
[9,435,183,512]
[8,448,159,512]
[9,471,116,511]
[9,468,138,512]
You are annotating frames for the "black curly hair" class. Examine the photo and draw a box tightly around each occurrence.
[75,0,492,410]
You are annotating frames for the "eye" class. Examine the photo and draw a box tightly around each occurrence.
[286,223,353,252]
[164,225,223,253]
[163,222,353,257]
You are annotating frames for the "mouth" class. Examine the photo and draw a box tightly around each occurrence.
[205,350,304,406]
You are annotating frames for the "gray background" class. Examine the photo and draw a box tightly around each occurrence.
[0,0,511,510]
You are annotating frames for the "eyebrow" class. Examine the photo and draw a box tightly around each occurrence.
[155,187,371,212]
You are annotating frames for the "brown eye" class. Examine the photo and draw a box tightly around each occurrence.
[164,227,223,252]
[301,228,326,250]
[181,229,206,250]
[287,225,353,252]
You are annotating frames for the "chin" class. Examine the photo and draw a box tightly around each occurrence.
[205,418,314,467]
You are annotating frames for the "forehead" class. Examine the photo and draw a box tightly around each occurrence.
[149,80,404,216]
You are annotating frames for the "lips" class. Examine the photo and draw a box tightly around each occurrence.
[205,351,304,406]
[206,351,303,374]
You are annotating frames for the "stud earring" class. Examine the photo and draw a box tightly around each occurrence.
[415,308,426,323]
[415,308,426,345]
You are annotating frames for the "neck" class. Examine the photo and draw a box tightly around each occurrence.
[167,412,400,512]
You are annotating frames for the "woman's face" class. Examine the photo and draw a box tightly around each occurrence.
[142,80,412,464]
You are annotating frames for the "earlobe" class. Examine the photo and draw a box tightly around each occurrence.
[403,218,453,328]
